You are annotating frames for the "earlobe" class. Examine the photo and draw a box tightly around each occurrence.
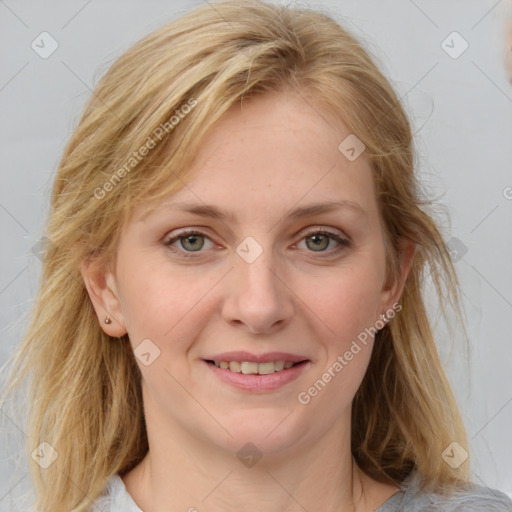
[80,258,127,337]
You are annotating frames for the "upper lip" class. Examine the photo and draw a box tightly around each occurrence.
[204,351,309,363]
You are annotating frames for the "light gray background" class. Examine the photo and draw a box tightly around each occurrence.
[1,0,511,509]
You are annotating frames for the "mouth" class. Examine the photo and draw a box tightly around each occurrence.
[203,356,311,392]
[202,351,311,392]
[204,359,309,375]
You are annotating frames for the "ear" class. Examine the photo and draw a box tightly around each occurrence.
[80,258,127,337]
[378,238,416,315]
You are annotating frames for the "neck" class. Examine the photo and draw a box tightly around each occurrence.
[121,416,376,512]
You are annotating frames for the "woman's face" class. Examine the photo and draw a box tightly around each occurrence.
[85,90,409,458]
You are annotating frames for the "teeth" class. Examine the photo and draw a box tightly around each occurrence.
[241,362,259,374]
[257,362,276,375]
[229,361,241,373]
[213,360,298,374]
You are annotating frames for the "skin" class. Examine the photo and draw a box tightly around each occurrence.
[82,89,415,511]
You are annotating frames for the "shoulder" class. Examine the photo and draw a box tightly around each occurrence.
[395,471,512,512]
[90,474,142,512]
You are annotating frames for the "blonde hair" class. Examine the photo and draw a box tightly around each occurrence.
[1,1,472,510]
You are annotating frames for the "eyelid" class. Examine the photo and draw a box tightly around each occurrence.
[164,227,213,242]
[300,225,348,240]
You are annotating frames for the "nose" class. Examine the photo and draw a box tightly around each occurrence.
[221,247,295,335]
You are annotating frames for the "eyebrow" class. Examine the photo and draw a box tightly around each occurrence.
[155,200,368,224]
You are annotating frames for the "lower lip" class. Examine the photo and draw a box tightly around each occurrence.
[204,360,310,392]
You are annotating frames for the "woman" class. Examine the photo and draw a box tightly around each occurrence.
[1,1,511,511]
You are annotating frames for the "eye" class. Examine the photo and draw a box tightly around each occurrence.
[164,229,215,256]
[164,228,351,258]
[296,229,351,256]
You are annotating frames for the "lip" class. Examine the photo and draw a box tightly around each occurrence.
[203,358,311,393]
[204,351,308,363]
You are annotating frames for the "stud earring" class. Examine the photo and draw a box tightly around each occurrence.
[376,313,388,335]
[104,316,112,324]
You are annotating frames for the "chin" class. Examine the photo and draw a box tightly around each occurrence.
[212,408,309,456]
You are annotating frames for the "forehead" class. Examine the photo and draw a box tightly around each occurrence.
[135,90,378,225]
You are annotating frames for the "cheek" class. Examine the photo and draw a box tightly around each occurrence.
[301,261,383,343]
[116,254,219,350]
[297,270,379,416]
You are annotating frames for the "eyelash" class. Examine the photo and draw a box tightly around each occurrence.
[164,228,351,259]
